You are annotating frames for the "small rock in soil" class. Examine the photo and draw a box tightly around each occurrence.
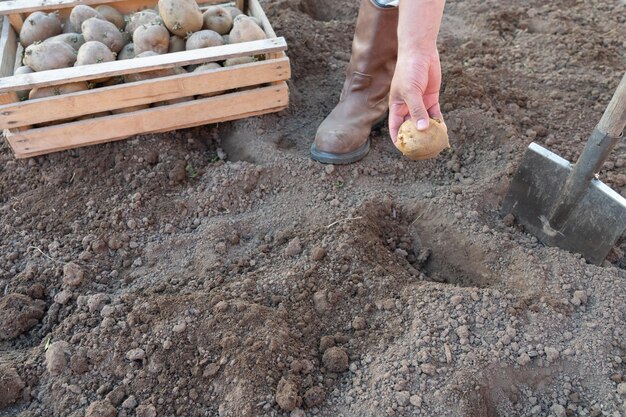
[311,246,326,261]
[121,395,137,409]
[322,346,349,373]
[168,161,187,183]
[284,237,303,257]
[303,386,325,408]
[135,404,157,417]
[126,348,145,361]
[352,316,366,330]
[290,408,306,417]
[420,363,437,376]
[319,335,335,352]
[275,377,300,411]
[54,290,72,305]
[0,366,25,408]
[62,262,84,287]
[45,341,70,375]
[409,395,422,407]
[396,391,410,406]
[544,347,560,363]
[85,400,116,417]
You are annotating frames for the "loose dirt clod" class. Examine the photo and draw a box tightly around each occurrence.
[322,346,349,373]
[0,367,25,408]
[275,378,300,411]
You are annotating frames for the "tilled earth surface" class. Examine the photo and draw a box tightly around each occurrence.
[1,0,626,416]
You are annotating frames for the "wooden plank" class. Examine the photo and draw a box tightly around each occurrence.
[0,17,18,105]
[249,0,276,38]
[0,37,287,93]
[0,0,227,15]
[249,0,284,61]
[0,92,17,104]
[7,13,23,33]
[150,103,286,134]
[0,16,17,77]
[0,57,290,127]
[13,42,23,72]
[235,0,247,12]
[6,83,288,158]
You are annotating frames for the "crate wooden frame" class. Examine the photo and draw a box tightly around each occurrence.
[0,0,290,158]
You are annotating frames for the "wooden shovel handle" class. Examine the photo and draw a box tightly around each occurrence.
[597,72,626,137]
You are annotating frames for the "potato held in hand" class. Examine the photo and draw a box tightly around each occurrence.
[395,118,450,160]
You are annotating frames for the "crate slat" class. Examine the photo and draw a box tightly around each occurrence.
[0,16,17,103]
[5,82,288,158]
[0,57,290,128]
[249,0,276,38]
[0,37,287,93]
[0,0,230,15]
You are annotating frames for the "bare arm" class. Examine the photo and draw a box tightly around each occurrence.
[389,0,446,141]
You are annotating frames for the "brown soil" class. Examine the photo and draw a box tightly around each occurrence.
[1,0,625,416]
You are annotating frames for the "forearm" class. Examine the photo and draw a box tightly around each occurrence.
[397,0,445,55]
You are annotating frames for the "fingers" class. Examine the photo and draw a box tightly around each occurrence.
[388,102,406,143]
[405,94,430,131]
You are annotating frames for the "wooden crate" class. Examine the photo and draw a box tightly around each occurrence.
[0,0,290,158]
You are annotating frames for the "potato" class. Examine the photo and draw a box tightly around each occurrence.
[223,6,244,20]
[76,41,115,83]
[120,30,132,46]
[229,16,266,44]
[14,66,34,101]
[76,41,115,65]
[123,51,180,82]
[158,0,203,37]
[133,24,170,54]
[202,6,232,35]
[20,11,63,48]
[69,5,103,32]
[62,17,77,34]
[45,33,85,51]
[75,111,111,121]
[23,41,77,71]
[185,30,223,50]
[28,81,89,100]
[111,104,149,114]
[193,63,221,72]
[117,43,135,60]
[95,5,125,30]
[223,56,256,67]
[125,11,164,35]
[153,96,193,107]
[168,36,185,53]
[82,18,125,53]
[395,118,450,160]
[100,76,124,86]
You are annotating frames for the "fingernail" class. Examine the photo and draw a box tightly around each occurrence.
[417,119,429,130]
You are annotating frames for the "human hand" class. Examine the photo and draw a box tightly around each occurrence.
[388,49,444,143]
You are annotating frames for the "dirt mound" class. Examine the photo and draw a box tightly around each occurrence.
[1,0,625,416]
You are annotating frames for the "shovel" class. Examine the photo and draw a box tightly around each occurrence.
[501,72,626,265]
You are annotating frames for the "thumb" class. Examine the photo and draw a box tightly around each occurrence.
[406,95,430,131]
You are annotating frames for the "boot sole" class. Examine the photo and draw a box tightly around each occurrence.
[310,140,370,165]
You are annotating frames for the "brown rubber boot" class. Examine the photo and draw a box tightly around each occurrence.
[310,0,398,164]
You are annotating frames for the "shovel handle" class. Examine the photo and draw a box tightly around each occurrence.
[549,72,625,230]
[597,72,626,137]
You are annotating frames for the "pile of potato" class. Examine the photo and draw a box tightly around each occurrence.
[15,0,268,102]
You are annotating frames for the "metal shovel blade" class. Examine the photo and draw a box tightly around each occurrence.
[501,142,626,265]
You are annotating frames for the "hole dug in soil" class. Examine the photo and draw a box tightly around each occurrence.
[348,197,495,288]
